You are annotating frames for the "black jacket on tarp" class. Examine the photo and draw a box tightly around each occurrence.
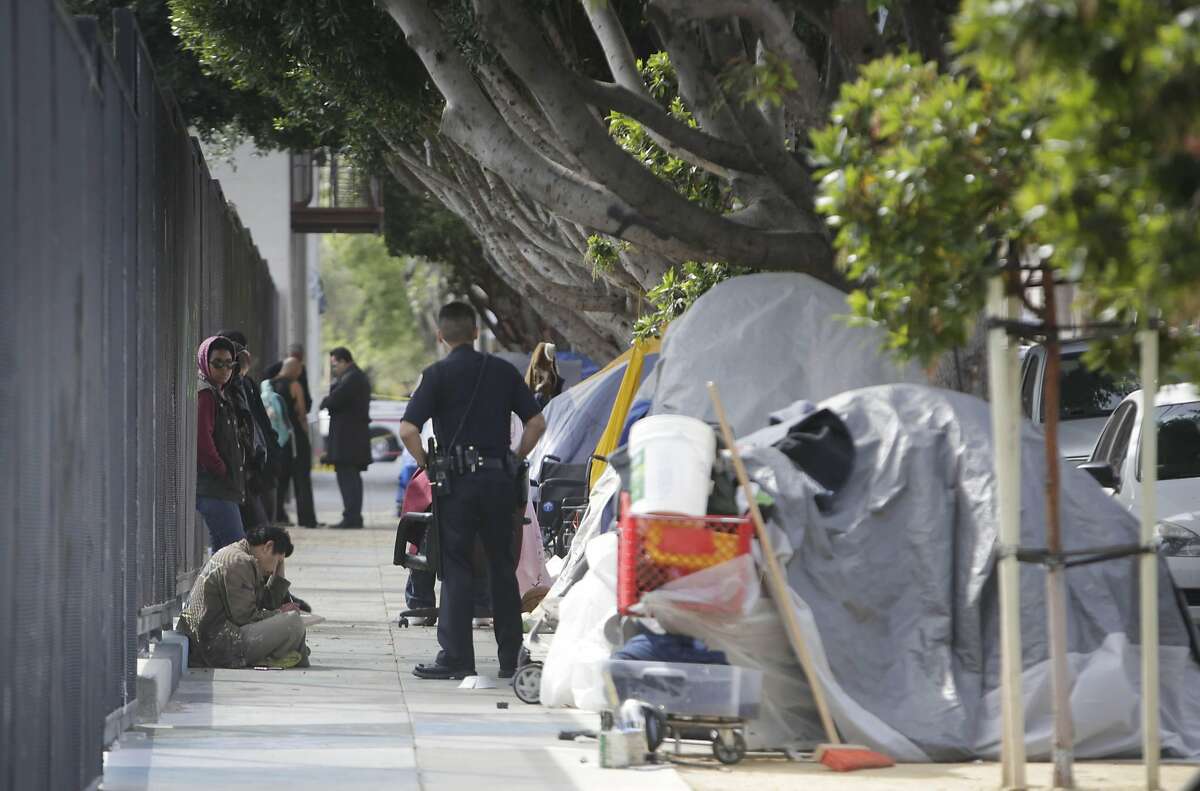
[322,365,371,467]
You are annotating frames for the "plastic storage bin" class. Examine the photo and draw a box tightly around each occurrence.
[601,659,763,719]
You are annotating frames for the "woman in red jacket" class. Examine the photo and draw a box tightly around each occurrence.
[196,335,246,552]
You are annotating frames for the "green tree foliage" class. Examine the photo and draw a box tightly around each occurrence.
[633,262,749,341]
[168,0,431,155]
[811,54,1046,363]
[320,234,437,397]
[607,52,748,339]
[814,3,1200,378]
[957,0,1200,377]
[607,53,728,213]
[64,0,298,145]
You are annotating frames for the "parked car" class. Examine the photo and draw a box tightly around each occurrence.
[319,398,409,463]
[1019,341,1138,465]
[1080,384,1200,623]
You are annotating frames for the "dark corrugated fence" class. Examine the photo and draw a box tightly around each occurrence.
[0,4,279,790]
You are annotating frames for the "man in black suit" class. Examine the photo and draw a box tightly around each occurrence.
[321,347,372,528]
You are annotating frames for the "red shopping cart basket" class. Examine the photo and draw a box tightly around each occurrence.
[617,492,754,614]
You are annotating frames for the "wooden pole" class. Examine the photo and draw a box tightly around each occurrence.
[706,381,840,744]
[987,278,1027,789]
[1042,269,1075,788]
[1139,327,1160,790]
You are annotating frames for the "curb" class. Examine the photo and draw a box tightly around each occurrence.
[136,630,189,723]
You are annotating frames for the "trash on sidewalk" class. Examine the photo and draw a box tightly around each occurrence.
[458,675,497,690]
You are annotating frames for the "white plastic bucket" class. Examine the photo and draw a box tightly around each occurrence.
[628,415,716,516]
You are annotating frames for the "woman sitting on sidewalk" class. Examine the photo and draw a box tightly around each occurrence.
[180,526,310,669]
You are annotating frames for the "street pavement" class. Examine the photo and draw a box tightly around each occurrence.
[101,462,688,790]
[101,463,1200,790]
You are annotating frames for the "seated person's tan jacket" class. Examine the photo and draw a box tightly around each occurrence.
[179,539,291,668]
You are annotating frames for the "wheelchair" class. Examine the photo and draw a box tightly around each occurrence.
[534,454,602,558]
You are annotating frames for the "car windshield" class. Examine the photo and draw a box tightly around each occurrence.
[1153,401,1200,481]
[1057,354,1137,421]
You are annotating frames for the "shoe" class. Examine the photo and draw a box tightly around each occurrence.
[498,667,516,679]
[330,520,364,529]
[412,663,475,680]
[265,650,305,669]
[300,522,325,529]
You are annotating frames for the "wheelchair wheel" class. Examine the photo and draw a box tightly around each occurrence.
[711,730,746,765]
[513,662,543,705]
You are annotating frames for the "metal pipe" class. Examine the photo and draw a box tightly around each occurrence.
[987,277,1027,790]
[1139,327,1160,790]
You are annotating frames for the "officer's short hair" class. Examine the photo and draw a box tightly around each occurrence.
[438,302,477,344]
[330,347,354,363]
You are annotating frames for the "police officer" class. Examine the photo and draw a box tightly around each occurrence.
[398,302,546,680]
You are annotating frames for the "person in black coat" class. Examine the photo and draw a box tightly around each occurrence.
[321,347,372,528]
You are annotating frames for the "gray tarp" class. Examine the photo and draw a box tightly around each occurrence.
[647,272,926,436]
[711,384,1200,760]
[547,271,1200,759]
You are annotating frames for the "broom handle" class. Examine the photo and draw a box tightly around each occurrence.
[707,382,841,745]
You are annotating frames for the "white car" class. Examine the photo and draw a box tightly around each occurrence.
[1019,341,1138,465]
[1081,384,1200,622]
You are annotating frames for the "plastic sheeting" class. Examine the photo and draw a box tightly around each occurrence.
[647,273,926,437]
[732,384,1200,760]
[540,532,621,710]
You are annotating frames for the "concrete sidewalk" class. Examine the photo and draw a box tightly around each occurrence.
[102,465,1200,790]
[102,466,687,790]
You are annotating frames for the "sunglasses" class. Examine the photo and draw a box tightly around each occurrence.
[208,359,236,370]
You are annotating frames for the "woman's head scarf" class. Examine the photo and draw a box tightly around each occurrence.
[197,335,237,389]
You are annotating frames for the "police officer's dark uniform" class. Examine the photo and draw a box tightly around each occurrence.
[402,345,541,676]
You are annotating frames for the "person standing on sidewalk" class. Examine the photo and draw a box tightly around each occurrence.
[322,347,371,529]
[218,329,280,531]
[272,358,319,528]
[196,335,246,553]
[264,342,313,414]
[399,302,546,680]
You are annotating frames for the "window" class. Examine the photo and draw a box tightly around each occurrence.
[1054,353,1138,422]
[1107,404,1138,479]
[1137,401,1200,482]
[1091,401,1134,468]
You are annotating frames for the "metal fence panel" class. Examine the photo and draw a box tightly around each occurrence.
[0,0,17,784]
[0,4,280,788]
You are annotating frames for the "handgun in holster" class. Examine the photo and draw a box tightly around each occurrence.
[393,438,450,579]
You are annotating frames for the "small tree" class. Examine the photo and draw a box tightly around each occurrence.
[814,3,1200,786]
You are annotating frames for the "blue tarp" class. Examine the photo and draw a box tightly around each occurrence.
[529,353,658,480]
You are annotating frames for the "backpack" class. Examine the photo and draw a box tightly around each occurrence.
[260,380,292,447]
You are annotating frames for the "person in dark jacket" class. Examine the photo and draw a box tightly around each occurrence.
[219,329,280,530]
[272,358,319,528]
[196,335,246,553]
[321,347,371,528]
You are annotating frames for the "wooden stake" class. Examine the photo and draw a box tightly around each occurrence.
[1139,327,1160,790]
[1042,269,1075,789]
[707,381,839,744]
[987,278,1027,790]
